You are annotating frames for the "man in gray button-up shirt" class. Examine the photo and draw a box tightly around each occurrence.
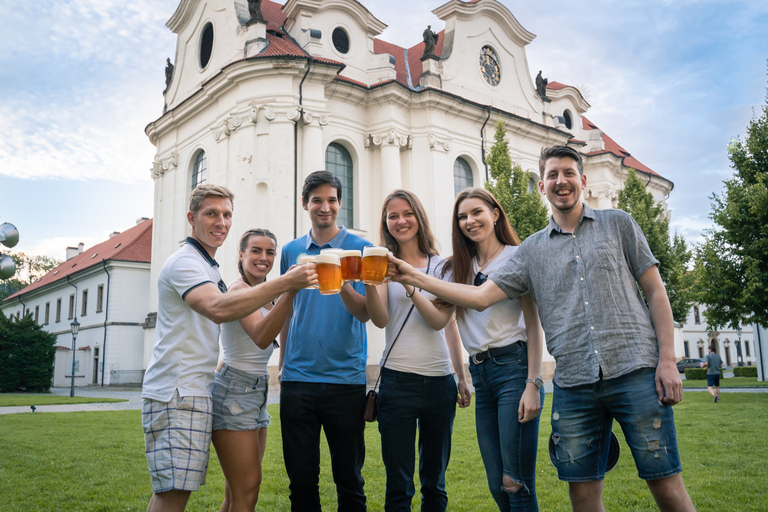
[388,146,695,511]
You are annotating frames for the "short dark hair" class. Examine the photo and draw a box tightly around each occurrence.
[539,145,584,181]
[302,170,342,204]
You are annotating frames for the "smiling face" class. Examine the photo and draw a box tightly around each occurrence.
[239,235,276,283]
[539,156,587,215]
[457,197,500,245]
[303,183,340,231]
[385,197,419,246]
[187,195,233,257]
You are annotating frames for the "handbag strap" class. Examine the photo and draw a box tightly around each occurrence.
[372,255,431,392]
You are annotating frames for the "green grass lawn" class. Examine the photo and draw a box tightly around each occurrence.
[683,376,768,388]
[0,394,127,407]
[0,393,766,511]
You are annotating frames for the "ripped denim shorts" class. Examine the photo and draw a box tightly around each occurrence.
[211,363,270,431]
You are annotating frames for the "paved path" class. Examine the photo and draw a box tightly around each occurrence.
[2,382,766,415]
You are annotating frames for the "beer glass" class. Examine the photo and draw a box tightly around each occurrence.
[297,254,317,289]
[340,249,362,283]
[362,246,388,285]
[315,253,342,295]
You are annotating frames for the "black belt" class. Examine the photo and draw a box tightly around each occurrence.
[472,341,525,364]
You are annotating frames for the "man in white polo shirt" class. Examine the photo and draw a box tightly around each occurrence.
[142,184,316,512]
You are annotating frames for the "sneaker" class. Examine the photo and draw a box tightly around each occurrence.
[714,396,719,403]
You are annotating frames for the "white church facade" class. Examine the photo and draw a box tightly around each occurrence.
[144,0,675,379]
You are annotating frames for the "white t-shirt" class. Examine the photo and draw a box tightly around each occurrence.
[382,255,452,377]
[220,298,274,375]
[443,245,527,356]
[142,240,223,402]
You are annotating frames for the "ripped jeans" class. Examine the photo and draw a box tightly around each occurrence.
[550,367,682,482]
[211,363,270,431]
[469,346,544,512]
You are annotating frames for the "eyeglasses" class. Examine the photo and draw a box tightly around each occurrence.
[474,271,488,287]
[217,280,228,293]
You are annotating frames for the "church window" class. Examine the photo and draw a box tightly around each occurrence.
[192,151,208,190]
[200,23,214,69]
[563,110,573,130]
[332,28,350,55]
[325,143,354,228]
[693,305,700,324]
[454,157,473,196]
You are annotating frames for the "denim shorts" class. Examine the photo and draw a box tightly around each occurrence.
[706,374,720,387]
[211,363,270,431]
[550,367,682,482]
[142,391,212,492]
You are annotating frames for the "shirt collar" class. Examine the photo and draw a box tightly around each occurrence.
[304,225,349,251]
[546,203,596,237]
[185,237,219,267]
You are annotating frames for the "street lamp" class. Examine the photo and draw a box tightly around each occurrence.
[736,327,744,367]
[0,222,19,280]
[724,339,731,368]
[70,318,80,397]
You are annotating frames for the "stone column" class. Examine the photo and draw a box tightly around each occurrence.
[301,109,330,181]
[370,129,411,201]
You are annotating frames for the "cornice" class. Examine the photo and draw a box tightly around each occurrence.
[433,0,536,47]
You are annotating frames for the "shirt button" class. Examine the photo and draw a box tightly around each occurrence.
[580,277,584,281]
[590,326,595,330]
[594,349,599,354]
[572,235,576,239]
[585,301,589,305]
[576,255,580,259]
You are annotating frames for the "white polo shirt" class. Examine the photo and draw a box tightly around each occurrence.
[142,238,224,402]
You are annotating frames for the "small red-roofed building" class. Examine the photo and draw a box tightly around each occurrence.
[1,219,153,387]
[145,0,676,379]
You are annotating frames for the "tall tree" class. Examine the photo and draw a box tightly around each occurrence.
[0,251,61,300]
[694,92,768,329]
[618,168,693,322]
[484,121,549,241]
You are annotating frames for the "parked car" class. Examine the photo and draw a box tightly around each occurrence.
[676,358,705,373]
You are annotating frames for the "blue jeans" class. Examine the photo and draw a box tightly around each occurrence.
[469,344,544,512]
[550,367,682,482]
[280,381,367,512]
[377,368,457,512]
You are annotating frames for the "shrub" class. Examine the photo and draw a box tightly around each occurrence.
[734,366,758,377]
[685,367,722,381]
[0,312,56,392]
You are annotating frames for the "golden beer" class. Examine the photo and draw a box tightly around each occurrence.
[362,246,388,285]
[340,250,362,283]
[315,253,342,295]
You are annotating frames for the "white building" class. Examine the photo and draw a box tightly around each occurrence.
[1,220,153,387]
[144,0,674,379]
[679,303,756,368]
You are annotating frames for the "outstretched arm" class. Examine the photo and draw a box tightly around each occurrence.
[638,264,682,405]
[387,254,508,311]
[518,294,543,423]
[229,280,296,350]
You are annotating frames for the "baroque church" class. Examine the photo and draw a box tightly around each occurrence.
[143,0,674,376]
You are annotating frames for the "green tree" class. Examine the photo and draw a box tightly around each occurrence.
[0,311,57,392]
[0,251,60,300]
[694,93,768,329]
[484,121,548,240]
[618,168,693,322]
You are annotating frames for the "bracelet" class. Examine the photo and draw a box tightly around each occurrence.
[405,286,416,298]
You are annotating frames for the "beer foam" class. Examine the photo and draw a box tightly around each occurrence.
[340,249,361,258]
[320,248,344,256]
[363,246,388,257]
[297,255,315,265]
[315,253,341,265]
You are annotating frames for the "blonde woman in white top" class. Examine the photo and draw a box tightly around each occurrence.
[211,228,297,512]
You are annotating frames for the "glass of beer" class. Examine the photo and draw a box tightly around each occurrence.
[362,246,389,285]
[297,254,317,289]
[315,253,342,295]
[340,249,362,283]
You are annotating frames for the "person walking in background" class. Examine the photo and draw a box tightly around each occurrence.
[364,190,472,512]
[704,345,723,403]
[212,228,298,512]
[141,185,316,512]
[278,170,372,511]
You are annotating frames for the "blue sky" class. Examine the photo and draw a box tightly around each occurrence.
[1,0,767,259]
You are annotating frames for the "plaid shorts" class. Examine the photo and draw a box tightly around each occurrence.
[142,391,213,493]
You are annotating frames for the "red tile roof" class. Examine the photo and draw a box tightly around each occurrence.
[546,81,568,90]
[581,117,661,178]
[4,219,153,302]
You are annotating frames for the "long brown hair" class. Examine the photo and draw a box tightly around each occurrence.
[441,188,520,320]
[380,190,439,258]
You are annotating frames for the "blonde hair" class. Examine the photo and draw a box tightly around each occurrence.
[189,184,235,215]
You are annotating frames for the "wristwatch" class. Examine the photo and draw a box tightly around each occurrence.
[526,377,544,389]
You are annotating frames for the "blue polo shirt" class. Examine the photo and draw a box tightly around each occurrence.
[280,226,372,384]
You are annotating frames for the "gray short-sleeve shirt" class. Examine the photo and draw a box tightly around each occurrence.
[490,204,660,388]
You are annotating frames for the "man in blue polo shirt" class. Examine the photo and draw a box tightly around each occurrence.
[279,170,372,511]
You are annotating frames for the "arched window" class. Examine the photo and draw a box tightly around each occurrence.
[325,142,354,228]
[192,150,207,190]
[454,157,473,196]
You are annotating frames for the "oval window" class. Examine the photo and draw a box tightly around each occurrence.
[200,23,214,69]
[332,28,350,55]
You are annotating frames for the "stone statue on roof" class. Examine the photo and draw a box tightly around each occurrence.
[422,25,438,60]
[163,58,174,94]
[536,70,550,101]
[248,0,264,23]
